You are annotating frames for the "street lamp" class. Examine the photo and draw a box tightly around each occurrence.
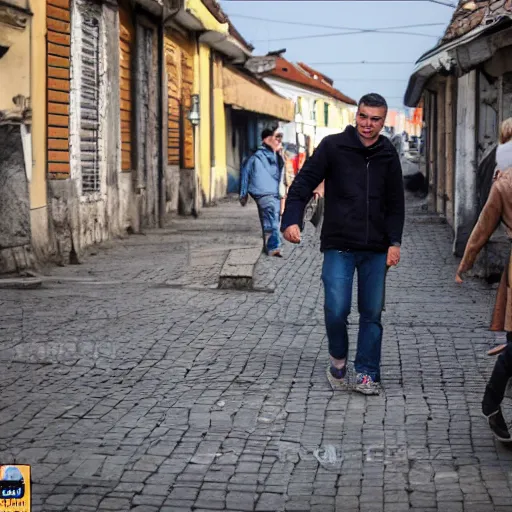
[187,94,200,217]
[187,94,200,126]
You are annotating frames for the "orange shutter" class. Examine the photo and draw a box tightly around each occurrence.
[119,3,134,172]
[47,0,71,178]
[165,37,181,166]
[165,32,195,169]
[181,45,194,169]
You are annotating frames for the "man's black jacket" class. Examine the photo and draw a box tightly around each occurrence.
[281,125,405,253]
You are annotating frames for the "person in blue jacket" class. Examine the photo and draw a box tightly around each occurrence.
[240,126,284,257]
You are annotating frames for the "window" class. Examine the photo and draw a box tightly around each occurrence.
[324,102,329,127]
[79,7,101,193]
[296,96,302,115]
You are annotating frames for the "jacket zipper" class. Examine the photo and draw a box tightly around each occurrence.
[366,159,370,244]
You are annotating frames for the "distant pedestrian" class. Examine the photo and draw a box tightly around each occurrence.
[240,126,285,257]
[281,93,405,395]
[455,117,512,442]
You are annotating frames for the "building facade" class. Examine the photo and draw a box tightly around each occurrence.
[405,0,512,276]
[0,0,47,272]
[0,0,294,274]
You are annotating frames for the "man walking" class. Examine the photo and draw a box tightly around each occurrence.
[240,126,284,257]
[281,93,405,395]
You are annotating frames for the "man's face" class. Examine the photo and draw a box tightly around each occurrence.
[355,104,387,143]
[264,131,282,152]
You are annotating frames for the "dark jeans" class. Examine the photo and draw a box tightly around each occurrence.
[483,332,512,415]
[321,249,387,381]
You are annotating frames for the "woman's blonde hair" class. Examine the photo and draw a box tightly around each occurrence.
[499,117,512,144]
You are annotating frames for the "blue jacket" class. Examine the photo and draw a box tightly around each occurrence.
[240,144,283,199]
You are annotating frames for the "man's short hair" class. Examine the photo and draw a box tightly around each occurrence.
[358,93,388,111]
[261,126,278,140]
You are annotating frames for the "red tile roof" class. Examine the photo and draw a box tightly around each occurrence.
[270,57,357,105]
[296,62,334,86]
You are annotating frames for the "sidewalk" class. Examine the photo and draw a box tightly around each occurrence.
[1,194,512,512]
[37,197,263,289]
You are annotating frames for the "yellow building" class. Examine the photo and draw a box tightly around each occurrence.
[0,0,49,273]
[169,0,292,205]
[164,0,237,208]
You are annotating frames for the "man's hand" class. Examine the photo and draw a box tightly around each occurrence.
[240,196,248,207]
[387,246,400,267]
[283,224,301,244]
[313,181,324,200]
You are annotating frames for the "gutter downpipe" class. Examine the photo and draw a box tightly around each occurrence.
[158,3,181,227]
[192,34,200,218]
[209,49,214,204]
[133,2,143,196]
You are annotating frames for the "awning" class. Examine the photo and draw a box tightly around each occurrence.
[222,66,294,122]
[404,16,512,107]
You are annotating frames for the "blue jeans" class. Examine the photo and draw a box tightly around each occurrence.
[255,195,281,254]
[321,249,387,381]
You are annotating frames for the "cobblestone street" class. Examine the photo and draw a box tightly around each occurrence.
[2,195,512,512]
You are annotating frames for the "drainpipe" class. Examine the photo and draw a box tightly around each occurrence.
[193,121,200,217]
[192,35,201,218]
[209,50,215,204]
[158,3,181,227]
[133,17,143,196]
[157,20,166,228]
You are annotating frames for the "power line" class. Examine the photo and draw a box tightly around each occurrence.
[331,78,408,81]
[252,29,438,42]
[428,0,457,7]
[225,0,456,7]
[224,0,455,4]
[225,13,448,32]
[309,61,414,65]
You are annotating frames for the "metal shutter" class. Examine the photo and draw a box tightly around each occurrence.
[80,12,100,193]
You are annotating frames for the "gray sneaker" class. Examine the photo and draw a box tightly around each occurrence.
[326,364,350,391]
[354,373,380,395]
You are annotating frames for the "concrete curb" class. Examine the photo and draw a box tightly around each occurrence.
[0,277,43,289]
[218,246,262,290]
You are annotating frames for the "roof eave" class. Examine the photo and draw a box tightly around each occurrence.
[199,31,252,63]
[270,72,356,105]
[404,55,453,107]
[404,17,512,107]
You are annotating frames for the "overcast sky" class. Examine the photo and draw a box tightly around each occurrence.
[220,0,456,111]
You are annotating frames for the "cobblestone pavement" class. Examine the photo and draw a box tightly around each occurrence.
[2,195,512,512]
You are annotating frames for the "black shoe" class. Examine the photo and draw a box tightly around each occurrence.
[484,408,512,442]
